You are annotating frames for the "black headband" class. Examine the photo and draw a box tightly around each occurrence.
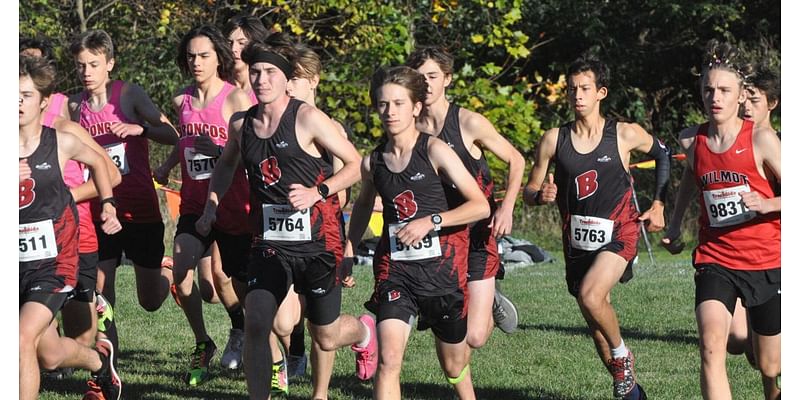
[247,50,293,80]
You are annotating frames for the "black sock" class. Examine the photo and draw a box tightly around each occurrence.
[289,322,305,357]
[227,305,245,330]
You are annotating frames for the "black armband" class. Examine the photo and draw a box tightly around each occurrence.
[140,125,149,137]
[647,137,671,202]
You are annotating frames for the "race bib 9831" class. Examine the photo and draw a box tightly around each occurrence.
[702,184,755,228]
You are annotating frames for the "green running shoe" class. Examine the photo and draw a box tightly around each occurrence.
[95,292,114,333]
[185,340,216,386]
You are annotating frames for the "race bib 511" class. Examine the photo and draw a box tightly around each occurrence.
[19,219,57,262]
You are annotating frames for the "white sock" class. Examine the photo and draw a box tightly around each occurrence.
[356,321,371,348]
[611,339,628,359]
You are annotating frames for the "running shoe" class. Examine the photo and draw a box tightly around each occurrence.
[220,328,244,370]
[351,314,378,381]
[92,338,122,400]
[185,340,216,386]
[95,292,114,333]
[81,379,105,400]
[492,289,519,333]
[271,356,289,395]
[162,256,182,308]
[287,353,308,378]
[610,350,637,398]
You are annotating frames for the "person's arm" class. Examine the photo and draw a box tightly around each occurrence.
[620,122,669,232]
[287,105,362,210]
[55,119,122,203]
[109,83,179,145]
[462,111,525,237]
[345,156,377,257]
[393,138,490,248]
[660,126,698,253]
[195,112,246,236]
[522,128,559,206]
[58,127,121,235]
[331,119,351,207]
[742,126,781,213]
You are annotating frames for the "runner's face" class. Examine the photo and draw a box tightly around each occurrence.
[567,71,606,118]
[287,76,316,103]
[702,69,745,124]
[376,83,422,136]
[416,59,451,106]
[228,28,249,72]
[249,62,288,104]
[19,75,45,127]
[74,49,114,92]
[742,87,774,129]
[187,36,220,84]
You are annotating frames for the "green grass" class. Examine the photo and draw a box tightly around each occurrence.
[40,245,764,399]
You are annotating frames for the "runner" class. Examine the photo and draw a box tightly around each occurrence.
[223,14,269,102]
[196,34,373,400]
[67,30,179,358]
[155,24,253,385]
[522,57,669,399]
[661,40,780,400]
[20,36,121,359]
[346,65,490,400]
[20,55,122,400]
[407,45,524,343]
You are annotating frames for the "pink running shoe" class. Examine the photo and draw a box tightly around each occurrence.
[351,314,378,381]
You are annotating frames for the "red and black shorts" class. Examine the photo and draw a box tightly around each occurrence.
[563,218,639,298]
[20,210,79,316]
[96,220,165,269]
[246,247,341,326]
[466,219,500,282]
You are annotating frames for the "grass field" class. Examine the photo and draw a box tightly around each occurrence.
[39,245,765,400]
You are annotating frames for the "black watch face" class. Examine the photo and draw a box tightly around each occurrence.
[432,214,443,224]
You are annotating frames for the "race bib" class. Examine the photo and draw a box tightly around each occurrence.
[104,142,129,175]
[569,215,614,251]
[184,147,218,180]
[262,204,311,241]
[703,184,755,228]
[19,220,58,262]
[388,222,442,261]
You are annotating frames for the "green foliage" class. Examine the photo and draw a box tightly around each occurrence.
[20,0,779,233]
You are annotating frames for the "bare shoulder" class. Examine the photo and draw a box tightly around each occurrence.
[459,107,496,137]
[752,125,781,152]
[331,118,348,138]
[616,121,649,140]
[228,87,252,108]
[172,86,189,109]
[54,118,86,137]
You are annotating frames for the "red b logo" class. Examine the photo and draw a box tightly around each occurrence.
[393,190,418,221]
[575,170,598,200]
[20,178,35,209]
[259,156,281,187]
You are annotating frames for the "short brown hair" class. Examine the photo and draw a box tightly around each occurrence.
[20,55,57,98]
[69,29,114,60]
[406,46,454,76]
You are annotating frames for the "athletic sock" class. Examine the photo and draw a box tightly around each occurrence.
[356,320,371,348]
[289,323,305,357]
[227,305,245,330]
[611,339,627,359]
[623,383,641,399]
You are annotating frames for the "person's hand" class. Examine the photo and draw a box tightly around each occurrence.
[339,257,355,288]
[109,122,145,139]
[288,183,322,210]
[100,204,122,235]
[195,210,216,237]
[153,165,170,186]
[539,173,557,204]
[193,136,222,157]
[395,218,433,248]
[740,191,773,214]
[489,203,513,238]
[638,201,665,232]
[19,159,31,182]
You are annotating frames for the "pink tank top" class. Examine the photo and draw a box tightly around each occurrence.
[79,80,161,223]
[43,92,66,128]
[177,82,250,234]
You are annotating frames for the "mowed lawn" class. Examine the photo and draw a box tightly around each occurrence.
[39,246,764,399]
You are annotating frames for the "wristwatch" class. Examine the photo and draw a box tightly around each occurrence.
[317,183,330,199]
[431,213,443,231]
[100,197,117,208]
